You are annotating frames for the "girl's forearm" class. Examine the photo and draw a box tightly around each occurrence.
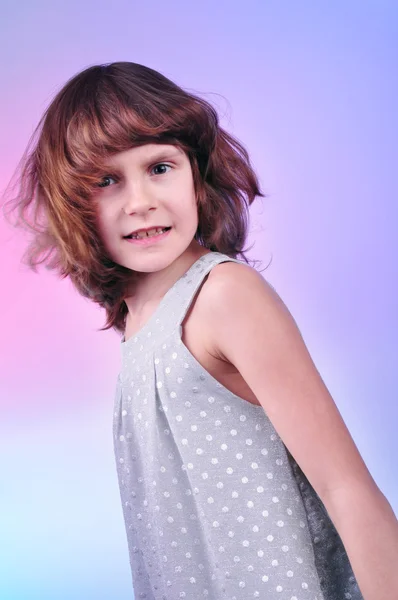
[324,484,398,600]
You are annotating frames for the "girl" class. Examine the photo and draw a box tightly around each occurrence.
[3,62,397,600]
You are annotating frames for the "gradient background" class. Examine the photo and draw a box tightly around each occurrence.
[1,1,397,599]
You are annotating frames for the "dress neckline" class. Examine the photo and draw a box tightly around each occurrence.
[121,252,213,345]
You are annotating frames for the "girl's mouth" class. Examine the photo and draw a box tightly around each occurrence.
[123,227,172,246]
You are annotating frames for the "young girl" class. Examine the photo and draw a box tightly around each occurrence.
[3,62,397,600]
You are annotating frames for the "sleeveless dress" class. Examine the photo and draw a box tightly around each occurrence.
[113,251,363,600]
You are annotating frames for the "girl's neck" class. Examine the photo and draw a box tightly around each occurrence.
[124,246,211,316]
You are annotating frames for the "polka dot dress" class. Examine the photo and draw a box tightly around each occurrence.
[113,252,363,600]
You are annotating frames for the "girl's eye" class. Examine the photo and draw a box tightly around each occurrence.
[151,163,172,176]
[97,175,117,188]
[96,164,171,189]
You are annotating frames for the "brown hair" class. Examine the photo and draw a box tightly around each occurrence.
[1,61,267,335]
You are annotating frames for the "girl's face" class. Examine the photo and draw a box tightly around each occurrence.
[94,143,202,274]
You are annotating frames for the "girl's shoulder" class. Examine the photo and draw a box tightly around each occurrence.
[201,258,277,337]
[207,258,255,283]
[206,259,272,297]
[201,258,286,353]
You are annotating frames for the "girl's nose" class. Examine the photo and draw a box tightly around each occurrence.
[122,182,156,215]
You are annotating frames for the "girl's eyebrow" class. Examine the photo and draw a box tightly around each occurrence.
[147,148,183,162]
[104,148,183,171]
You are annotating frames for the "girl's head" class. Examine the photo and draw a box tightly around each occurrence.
[95,142,202,279]
[2,61,265,334]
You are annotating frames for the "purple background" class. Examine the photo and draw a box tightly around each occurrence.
[1,1,397,599]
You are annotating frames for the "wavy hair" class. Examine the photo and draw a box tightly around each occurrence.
[1,61,267,335]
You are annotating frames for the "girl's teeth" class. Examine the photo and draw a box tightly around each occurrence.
[132,227,167,239]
